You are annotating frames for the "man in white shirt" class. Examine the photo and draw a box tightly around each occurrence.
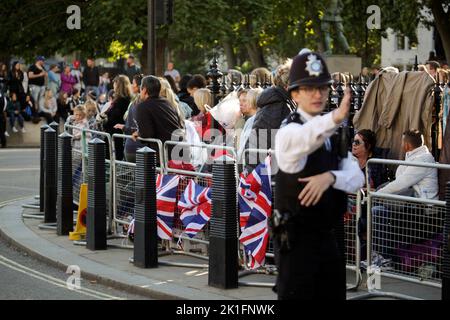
[377,130,438,199]
[164,62,181,84]
[371,130,438,260]
[273,52,364,300]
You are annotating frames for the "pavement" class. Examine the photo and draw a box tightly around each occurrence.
[0,196,443,300]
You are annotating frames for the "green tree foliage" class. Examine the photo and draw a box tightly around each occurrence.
[0,0,449,72]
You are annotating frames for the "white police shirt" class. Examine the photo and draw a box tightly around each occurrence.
[275,108,364,194]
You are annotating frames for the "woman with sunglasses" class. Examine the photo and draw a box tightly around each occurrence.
[351,129,383,189]
[352,129,385,262]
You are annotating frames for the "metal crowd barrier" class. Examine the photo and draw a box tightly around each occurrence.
[64,124,114,234]
[353,158,450,300]
[111,134,164,236]
[163,140,238,260]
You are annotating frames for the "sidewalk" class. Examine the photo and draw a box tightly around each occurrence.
[0,197,442,300]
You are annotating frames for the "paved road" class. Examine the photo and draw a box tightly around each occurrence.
[0,148,149,300]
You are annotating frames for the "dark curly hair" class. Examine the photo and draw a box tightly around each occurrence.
[356,129,376,155]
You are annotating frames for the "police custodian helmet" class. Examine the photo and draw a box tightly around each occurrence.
[288,52,332,92]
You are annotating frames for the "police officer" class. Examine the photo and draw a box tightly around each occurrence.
[273,52,364,300]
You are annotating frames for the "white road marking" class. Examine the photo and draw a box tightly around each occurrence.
[0,254,124,300]
[0,185,37,192]
[0,149,39,152]
[0,168,39,172]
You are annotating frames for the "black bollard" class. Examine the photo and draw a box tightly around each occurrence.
[49,121,59,135]
[209,160,238,289]
[44,128,57,223]
[443,182,450,300]
[133,147,158,268]
[86,138,107,251]
[40,124,50,212]
[57,132,73,235]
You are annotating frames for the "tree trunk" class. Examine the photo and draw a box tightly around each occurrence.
[156,36,166,76]
[312,16,325,53]
[141,39,149,75]
[245,41,266,68]
[430,0,450,64]
[222,39,237,69]
[244,16,266,68]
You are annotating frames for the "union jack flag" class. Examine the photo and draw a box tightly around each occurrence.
[178,179,212,238]
[239,156,272,269]
[157,174,180,240]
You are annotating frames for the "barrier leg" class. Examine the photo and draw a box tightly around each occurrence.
[86,138,107,250]
[133,147,158,268]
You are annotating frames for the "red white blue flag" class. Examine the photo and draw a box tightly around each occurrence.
[239,156,272,269]
[157,174,180,240]
[178,179,212,238]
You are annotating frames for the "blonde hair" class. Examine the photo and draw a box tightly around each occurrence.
[159,77,178,109]
[44,89,53,108]
[73,105,86,117]
[113,75,132,98]
[84,100,98,119]
[437,69,448,82]
[159,77,184,119]
[193,88,212,113]
[246,88,263,110]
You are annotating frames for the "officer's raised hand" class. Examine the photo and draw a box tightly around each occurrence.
[332,87,351,124]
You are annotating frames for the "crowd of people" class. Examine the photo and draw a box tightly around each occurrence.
[0,54,143,148]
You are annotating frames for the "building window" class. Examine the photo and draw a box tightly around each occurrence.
[396,34,405,51]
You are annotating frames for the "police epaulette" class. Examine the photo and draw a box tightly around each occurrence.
[285,112,304,125]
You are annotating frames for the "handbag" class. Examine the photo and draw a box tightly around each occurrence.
[25,105,32,117]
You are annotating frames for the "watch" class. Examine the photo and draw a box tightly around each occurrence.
[329,171,336,184]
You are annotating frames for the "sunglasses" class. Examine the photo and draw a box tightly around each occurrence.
[352,139,364,146]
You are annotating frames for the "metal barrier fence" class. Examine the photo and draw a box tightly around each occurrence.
[163,140,238,254]
[64,124,114,233]
[72,149,83,205]
[111,134,165,236]
[358,158,450,300]
[345,191,363,289]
